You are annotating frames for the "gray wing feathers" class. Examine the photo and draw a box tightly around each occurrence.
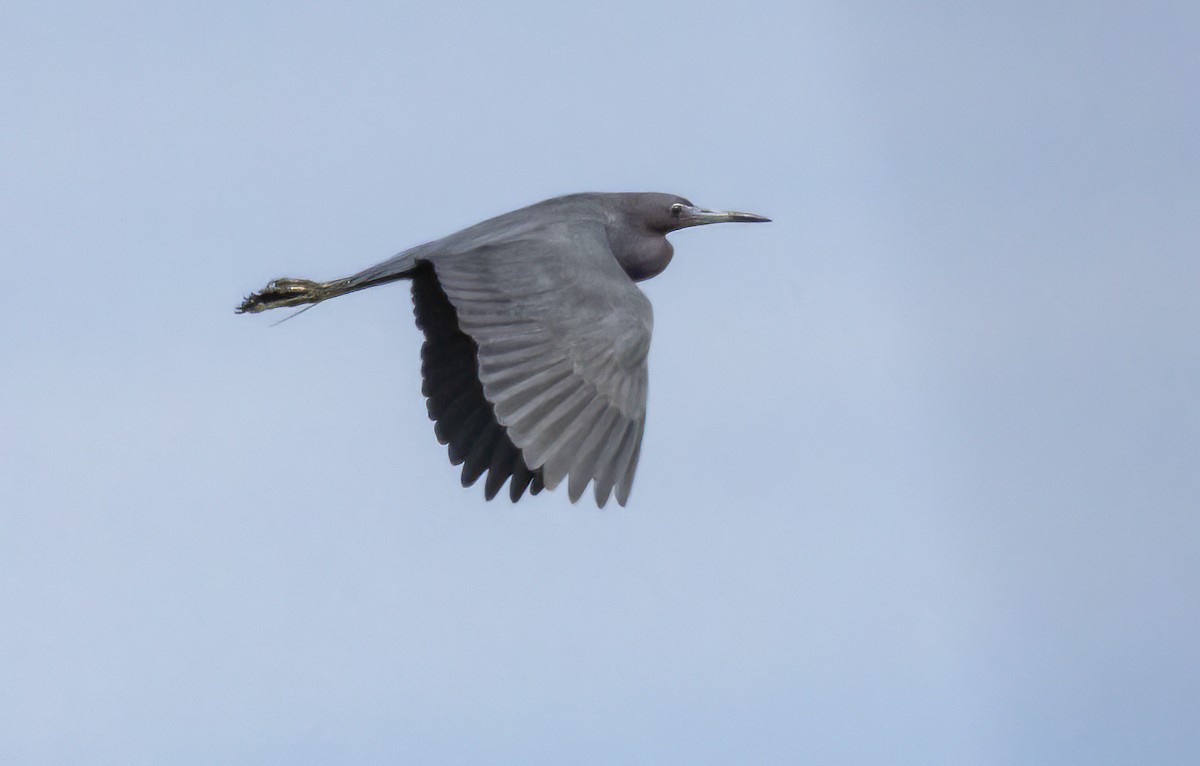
[410,263,545,501]
[430,224,651,506]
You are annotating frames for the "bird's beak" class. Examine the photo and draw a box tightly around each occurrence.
[678,204,771,227]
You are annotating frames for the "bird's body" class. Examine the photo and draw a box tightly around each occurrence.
[238,192,768,506]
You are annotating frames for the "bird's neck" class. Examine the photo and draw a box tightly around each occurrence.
[613,231,674,282]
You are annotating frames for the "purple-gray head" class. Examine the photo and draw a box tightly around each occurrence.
[617,192,771,232]
[607,192,771,281]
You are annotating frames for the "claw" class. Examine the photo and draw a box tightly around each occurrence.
[235,278,326,314]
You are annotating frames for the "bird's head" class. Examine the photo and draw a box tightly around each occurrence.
[608,192,770,281]
[647,194,772,233]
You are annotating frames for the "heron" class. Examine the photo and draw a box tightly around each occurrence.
[238,192,770,506]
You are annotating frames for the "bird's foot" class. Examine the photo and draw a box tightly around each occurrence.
[236,278,326,314]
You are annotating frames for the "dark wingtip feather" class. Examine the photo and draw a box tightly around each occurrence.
[447,405,490,465]
[461,421,500,487]
[483,442,516,501]
[483,470,508,501]
[509,463,534,502]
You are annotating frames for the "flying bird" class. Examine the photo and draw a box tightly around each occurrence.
[238,192,769,506]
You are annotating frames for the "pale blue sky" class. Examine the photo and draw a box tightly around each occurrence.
[2,1,1198,763]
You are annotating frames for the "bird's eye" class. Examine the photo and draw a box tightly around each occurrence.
[670,204,683,217]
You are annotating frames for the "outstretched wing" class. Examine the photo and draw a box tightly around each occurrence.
[411,264,545,502]
[423,221,651,507]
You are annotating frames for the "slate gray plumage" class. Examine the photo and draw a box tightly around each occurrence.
[238,192,769,506]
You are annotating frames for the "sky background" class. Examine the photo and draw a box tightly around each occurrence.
[2,1,1198,763]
